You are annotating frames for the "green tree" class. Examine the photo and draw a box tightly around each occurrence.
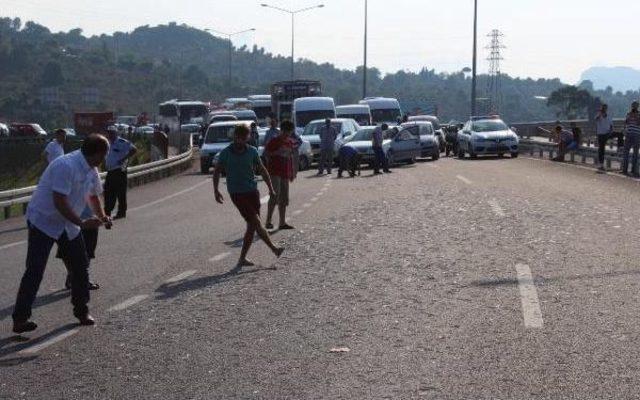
[547,85,594,120]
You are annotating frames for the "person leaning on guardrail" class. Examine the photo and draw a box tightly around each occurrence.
[104,126,137,219]
[552,125,577,162]
[622,101,640,177]
[595,104,623,172]
[11,134,113,334]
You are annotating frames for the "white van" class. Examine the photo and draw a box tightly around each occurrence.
[293,97,336,135]
[336,104,372,126]
[359,97,402,126]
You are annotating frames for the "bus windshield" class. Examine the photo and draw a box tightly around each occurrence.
[371,108,401,123]
[179,104,209,124]
[296,110,335,128]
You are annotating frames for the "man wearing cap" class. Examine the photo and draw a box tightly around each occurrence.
[104,126,137,219]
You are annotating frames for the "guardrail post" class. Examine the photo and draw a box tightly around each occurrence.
[3,206,9,220]
[570,152,575,162]
[539,148,543,158]
[581,154,586,163]
[606,158,612,169]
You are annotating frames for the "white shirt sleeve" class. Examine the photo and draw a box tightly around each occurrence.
[90,169,103,196]
[50,162,73,196]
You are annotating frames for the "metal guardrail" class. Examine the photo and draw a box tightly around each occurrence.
[1,148,194,218]
[519,139,623,169]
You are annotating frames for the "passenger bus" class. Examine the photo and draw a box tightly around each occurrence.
[270,80,322,123]
[336,104,372,126]
[158,100,209,150]
[293,97,336,135]
[247,94,272,126]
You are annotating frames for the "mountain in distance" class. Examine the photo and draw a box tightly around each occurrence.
[580,66,640,92]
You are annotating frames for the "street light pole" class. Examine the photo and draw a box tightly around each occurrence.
[363,0,368,99]
[205,28,255,86]
[261,3,325,81]
[471,0,478,117]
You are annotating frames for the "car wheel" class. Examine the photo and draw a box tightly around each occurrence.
[457,146,465,159]
[299,155,310,171]
[511,152,519,158]
[433,150,440,161]
[498,153,504,158]
[408,156,416,165]
[387,151,395,166]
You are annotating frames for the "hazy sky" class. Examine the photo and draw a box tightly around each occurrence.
[3,0,639,83]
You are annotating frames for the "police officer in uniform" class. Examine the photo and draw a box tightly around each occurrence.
[104,126,137,219]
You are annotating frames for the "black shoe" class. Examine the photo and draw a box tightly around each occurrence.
[384,170,392,173]
[77,315,96,326]
[265,222,274,230]
[279,223,295,230]
[113,213,126,220]
[88,282,100,290]
[13,320,37,334]
[373,171,382,175]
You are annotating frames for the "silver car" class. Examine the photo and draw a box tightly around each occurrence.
[456,117,519,158]
[400,122,440,160]
[342,126,422,166]
[300,118,361,162]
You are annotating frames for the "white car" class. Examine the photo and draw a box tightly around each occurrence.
[456,116,519,159]
[200,121,254,174]
[300,118,360,162]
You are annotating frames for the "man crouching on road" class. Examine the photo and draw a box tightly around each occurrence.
[213,125,284,267]
[12,134,112,333]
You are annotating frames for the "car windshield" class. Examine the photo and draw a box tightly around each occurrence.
[472,120,508,132]
[371,108,401,123]
[349,128,375,142]
[302,122,342,136]
[338,114,370,126]
[205,125,235,143]
[295,110,335,128]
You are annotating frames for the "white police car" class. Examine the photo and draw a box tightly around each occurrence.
[457,116,519,159]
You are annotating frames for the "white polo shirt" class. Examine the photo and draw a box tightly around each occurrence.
[596,114,613,135]
[44,140,64,164]
[27,150,103,240]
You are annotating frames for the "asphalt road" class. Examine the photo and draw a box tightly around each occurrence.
[2,156,640,399]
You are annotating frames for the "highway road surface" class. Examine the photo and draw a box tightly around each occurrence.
[2,156,640,399]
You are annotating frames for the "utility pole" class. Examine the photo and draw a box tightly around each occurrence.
[486,29,505,114]
[363,0,368,99]
[471,0,478,117]
[205,28,256,89]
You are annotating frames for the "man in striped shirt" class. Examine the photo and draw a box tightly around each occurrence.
[622,101,640,176]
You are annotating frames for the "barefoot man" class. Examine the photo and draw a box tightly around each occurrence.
[213,124,284,267]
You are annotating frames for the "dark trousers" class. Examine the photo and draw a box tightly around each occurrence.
[338,153,360,177]
[373,146,389,173]
[597,132,624,164]
[13,223,90,322]
[104,169,127,216]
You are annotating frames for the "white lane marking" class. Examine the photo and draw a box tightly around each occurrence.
[293,210,303,216]
[0,240,27,251]
[260,195,270,205]
[165,270,197,284]
[108,295,149,312]
[303,203,312,208]
[18,328,80,355]
[129,179,210,212]
[209,252,231,263]
[317,192,325,196]
[456,175,472,185]
[515,264,544,329]
[310,197,318,202]
[488,199,505,217]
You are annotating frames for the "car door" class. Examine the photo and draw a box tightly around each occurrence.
[393,126,420,160]
[460,122,472,151]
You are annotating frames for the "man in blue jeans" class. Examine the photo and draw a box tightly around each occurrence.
[12,135,112,333]
[372,123,391,175]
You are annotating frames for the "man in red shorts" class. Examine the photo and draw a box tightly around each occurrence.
[213,124,284,267]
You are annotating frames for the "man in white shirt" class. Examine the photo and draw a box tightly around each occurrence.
[595,104,623,171]
[12,134,112,333]
[104,126,137,219]
[42,129,66,164]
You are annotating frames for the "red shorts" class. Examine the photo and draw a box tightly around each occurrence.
[230,190,261,222]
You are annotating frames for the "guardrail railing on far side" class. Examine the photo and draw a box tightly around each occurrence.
[0,148,194,220]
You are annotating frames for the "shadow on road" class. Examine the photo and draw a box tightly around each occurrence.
[154,264,277,300]
[0,322,77,362]
[469,269,640,288]
[0,290,69,322]
[0,225,27,236]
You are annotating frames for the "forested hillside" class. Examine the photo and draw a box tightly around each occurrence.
[1,17,639,129]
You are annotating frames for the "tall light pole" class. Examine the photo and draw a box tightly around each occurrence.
[261,3,325,80]
[363,0,368,99]
[471,0,478,117]
[205,28,255,85]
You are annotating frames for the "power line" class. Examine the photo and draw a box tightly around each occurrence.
[485,29,505,114]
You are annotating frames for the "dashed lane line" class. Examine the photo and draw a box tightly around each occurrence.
[165,270,197,284]
[0,240,26,251]
[209,252,231,263]
[456,175,472,185]
[515,264,544,329]
[488,199,506,217]
[108,294,149,312]
[129,179,211,213]
[18,328,80,355]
